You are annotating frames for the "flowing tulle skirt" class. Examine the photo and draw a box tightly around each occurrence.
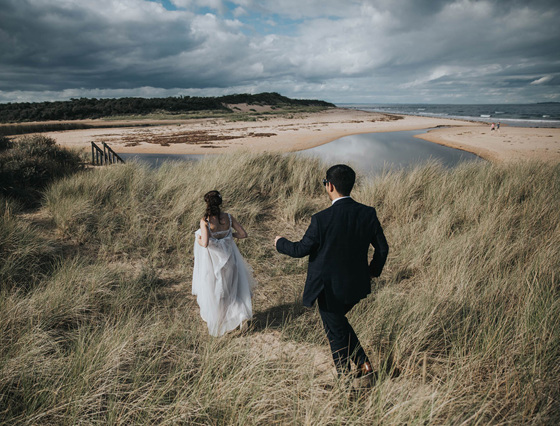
[192,230,255,336]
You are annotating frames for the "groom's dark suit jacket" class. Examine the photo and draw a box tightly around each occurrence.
[276,197,389,308]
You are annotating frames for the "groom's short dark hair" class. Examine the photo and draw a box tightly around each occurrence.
[326,164,355,196]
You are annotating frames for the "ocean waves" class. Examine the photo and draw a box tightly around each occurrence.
[342,103,560,128]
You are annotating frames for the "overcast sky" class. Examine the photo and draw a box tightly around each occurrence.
[1,0,559,104]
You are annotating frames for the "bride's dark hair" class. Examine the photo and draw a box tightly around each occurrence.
[204,190,222,219]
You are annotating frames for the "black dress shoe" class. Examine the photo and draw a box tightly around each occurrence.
[357,361,374,378]
[351,361,376,391]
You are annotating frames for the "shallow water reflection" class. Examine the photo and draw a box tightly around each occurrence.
[119,152,200,167]
[118,129,482,173]
[298,129,482,175]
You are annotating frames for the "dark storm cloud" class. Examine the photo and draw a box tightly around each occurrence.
[0,0,205,90]
[0,0,262,92]
[0,0,559,103]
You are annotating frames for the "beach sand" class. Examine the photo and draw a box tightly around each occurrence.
[416,125,560,163]
[33,108,560,163]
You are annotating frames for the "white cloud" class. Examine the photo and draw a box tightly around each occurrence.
[0,0,559,103]
[232,6,247,17]
[531,75,554,85]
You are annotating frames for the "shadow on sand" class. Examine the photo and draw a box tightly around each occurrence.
[250,302,308,332]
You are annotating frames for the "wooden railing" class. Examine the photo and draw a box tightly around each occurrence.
[91,142,125,165]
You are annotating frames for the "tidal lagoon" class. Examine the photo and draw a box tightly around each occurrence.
[119,129,481,173]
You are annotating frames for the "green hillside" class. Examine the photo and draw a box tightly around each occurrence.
[0,92,335,123]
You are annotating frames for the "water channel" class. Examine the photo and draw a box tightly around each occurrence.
[119,129,482,174]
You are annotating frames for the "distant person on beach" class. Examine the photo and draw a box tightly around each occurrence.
[192,190,255,336]
[275,164,389,386]
[497,122,501,131]
[491,123,495,131]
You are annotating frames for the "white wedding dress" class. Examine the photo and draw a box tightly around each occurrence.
[192,214,255,336]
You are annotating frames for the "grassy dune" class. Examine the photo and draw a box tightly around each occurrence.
[1,153,559,424]
[0,105,330,136]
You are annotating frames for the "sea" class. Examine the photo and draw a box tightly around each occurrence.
[339,103,560,128]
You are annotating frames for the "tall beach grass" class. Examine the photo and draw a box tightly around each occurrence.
[1,153,559,424]
[0,135,83,207]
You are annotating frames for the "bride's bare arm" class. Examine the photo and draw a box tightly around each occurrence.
[198,219,209,247]
[231,215,248,239]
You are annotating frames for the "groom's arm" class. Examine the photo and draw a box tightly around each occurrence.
[369,210,389,277]
[276,215,320,258]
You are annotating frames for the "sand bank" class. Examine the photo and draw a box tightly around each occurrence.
[39,109,471,154]
[417,125,560,163]
[38,108,560,163]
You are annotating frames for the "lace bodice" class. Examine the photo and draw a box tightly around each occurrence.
[207,214,232,240]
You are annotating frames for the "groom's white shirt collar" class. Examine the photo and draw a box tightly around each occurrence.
[332,196,351,205]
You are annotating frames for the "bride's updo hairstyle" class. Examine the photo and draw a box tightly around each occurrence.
[204,190,222,219]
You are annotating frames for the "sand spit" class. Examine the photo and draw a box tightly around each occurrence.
[417,125,560,163]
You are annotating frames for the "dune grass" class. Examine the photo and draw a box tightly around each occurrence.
[1,153,559,424]
[0,135,83,207]
[100,105,329,122]
[0,198,58,292]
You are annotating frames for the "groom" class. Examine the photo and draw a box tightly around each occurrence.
[275,164,389,380]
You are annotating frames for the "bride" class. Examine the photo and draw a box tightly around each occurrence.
[192,190,255,336]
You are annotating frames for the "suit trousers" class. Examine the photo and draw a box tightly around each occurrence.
[317,291,369,375]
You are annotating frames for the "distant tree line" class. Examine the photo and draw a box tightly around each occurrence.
[0,92,335,123]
